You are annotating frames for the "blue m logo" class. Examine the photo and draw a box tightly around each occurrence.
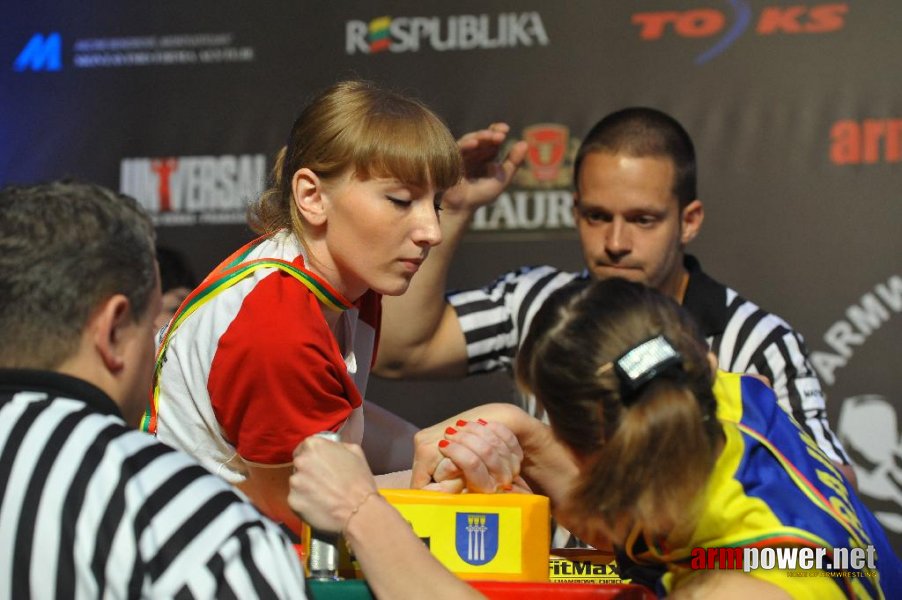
[14,33,62,72]
[455,512,499,566]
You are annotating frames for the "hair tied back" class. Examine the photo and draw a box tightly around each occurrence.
[611,334,683,405]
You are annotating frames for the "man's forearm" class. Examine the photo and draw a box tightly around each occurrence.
[344,493,484,600]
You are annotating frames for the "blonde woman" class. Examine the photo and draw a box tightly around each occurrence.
[144,80,525,536]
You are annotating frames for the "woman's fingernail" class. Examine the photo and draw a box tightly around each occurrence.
[456,419,468,427]
[502,484,514,491]
[477,418,488,426]
[445,427,457,435]
[438,440,450,448]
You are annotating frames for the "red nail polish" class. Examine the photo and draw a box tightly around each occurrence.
[445,427,457,435]
[502,483,513,491]
[456,419,467,427]
[477,418,488,426]
[438,440,450,448]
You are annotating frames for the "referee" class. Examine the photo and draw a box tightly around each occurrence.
[376,107,855,492]
[0,181,306,598]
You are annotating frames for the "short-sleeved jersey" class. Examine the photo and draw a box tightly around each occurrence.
[624,372,901,599]
[155,231,381,483]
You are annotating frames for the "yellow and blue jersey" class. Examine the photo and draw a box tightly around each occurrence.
[625,372,901,598]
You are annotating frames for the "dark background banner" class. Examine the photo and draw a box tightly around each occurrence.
[3,1,900,553]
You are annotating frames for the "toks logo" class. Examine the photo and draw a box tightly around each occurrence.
[119,154,265,226]
[632,2,848,64]
[346,13,548,55]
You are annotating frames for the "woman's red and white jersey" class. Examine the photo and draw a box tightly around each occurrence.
[156,231,381,483]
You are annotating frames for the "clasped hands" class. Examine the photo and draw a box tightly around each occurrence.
[410,416,531,494]
[288,416,528,536]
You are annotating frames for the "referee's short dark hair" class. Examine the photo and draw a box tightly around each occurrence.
[574,107,697,209]
[0,180,156,369]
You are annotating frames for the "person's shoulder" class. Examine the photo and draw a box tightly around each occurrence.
[692,256,798,336]
[721,282,799,334]
[500,264,583,286]
[105,430,304,594]
[217,277,332,356]
[691,258,790,320]
[188,254,326,334]
[59,416,237,497]
[168,242,311,331]
[447,264,580,302]
[110,428,260,506]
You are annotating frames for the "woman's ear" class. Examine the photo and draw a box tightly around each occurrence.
[292,167,327,227]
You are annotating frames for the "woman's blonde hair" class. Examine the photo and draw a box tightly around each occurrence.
[516,278,722,543]
[248,80,463,239]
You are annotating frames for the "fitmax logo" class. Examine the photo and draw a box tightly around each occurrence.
[632,2,847,64]
[13,33,62,72]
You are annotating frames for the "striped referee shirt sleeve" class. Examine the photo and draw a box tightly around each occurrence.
[447,265,581,375]
[0,392,306,599]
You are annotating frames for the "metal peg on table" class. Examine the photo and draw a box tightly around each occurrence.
[308,431,343,581]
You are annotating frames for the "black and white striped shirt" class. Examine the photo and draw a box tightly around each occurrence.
[447,255,850,466]
[0,369,306,599]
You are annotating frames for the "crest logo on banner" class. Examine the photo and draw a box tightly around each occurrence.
[631,2,848,64]
[13,33,62,72]
[523,124,569,185]
[471,123,579,232]
[513,123,579,189]
[455,513,499,565]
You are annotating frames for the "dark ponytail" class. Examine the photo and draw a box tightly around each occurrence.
[516,278,721,543]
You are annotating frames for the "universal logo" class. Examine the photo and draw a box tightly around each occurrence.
[119,154,265,226]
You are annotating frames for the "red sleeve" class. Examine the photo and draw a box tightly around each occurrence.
[207,271,363,464]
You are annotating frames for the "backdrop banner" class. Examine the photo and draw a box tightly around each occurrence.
[3,0,900,554]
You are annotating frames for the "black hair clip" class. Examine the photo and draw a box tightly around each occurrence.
[612,335,683,405]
